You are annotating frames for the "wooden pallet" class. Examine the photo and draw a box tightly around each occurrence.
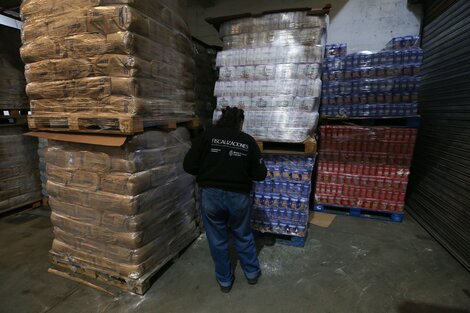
[0,109,29,125]
[48,233,200,295]
[257,137,317,155]
[28,115,201,135]
[0,198,43,216]
[313,203,404,223]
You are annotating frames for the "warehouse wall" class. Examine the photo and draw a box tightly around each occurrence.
[187,0,422,52]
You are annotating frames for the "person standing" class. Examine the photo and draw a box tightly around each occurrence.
[183,107,267,293]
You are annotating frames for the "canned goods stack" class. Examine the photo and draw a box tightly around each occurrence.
[321,36,423,118]
[315,126,417,212]
[193,39,219,129]
[252,155,315,237]
[213,11,328,142]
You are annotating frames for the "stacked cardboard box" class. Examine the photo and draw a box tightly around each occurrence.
[47,128,198,289]
[0,27,28,110]
[315,125,416,212]
[213,11,328,142]
[38,138,48,198]
[21,0,195,132]
[0,126,41,214]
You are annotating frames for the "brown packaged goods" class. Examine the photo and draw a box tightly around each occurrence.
[22,5,191,54]
[0,126,41,213]
[45,128,199,282]
[49,191,194,233]
[20,32,194,70]
[21,0,189,34]
[30,98,194,118]
[26,77,193,101]
[25,54,195,83]
[50,222,197,279]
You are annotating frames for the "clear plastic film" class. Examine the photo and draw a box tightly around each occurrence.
[0,126,41,213]
[251,155,316,237]
[321,37,423,118]
[46,128,199,280]
[214,11,327,142]
[315,125,417,212]
[21,0,196,127]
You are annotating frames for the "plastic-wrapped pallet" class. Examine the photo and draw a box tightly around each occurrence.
[321,36,423,118]
[0,126,41,213]
[46,128,199,286]
[252,155,315,237]
[0,27,29,110]
[20,0,196,132]
[38,138,48,198]
[193,39,219,130]
[213,11,328,142]
[315,125,417,212]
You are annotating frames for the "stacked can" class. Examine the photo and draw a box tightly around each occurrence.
[320,36,423,118]
[315,125,417,212]
[213,11,328,142]
[251,155,315,237]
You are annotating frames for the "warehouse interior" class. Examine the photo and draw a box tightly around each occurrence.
[0,0,469,313]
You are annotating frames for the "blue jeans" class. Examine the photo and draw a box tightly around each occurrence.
[201,187,261,287]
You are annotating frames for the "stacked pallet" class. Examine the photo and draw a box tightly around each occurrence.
[47,128,198,294]
[0,126,41,214]
[21,0,195,134]
[213,10,327,143]
[315,125,417,221]
[321,37,423,118]
[0,27,29,110]
[193,39,219,130]
[20,0,200,294]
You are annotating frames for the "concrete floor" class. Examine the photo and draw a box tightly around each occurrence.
[0,207,469,313]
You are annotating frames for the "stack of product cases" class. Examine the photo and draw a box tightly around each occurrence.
[0,27,29,110]
[321,36,423,118]
[252,155,315,237]
[316,126,416,212]
[212,10,329,239]
[21,0,196,130]
[0,126,41,214]
[0,27,41,214]
[46,128,198,286]
[213,11,328,142]
[20,0,200,292]
[315,36,421,218]
[193,39,219,130]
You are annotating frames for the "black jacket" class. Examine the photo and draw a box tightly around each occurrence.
[183,127,267,194]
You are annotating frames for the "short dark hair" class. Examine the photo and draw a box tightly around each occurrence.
[216,107,245,130]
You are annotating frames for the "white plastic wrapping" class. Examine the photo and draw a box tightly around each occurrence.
[213,11,327,142]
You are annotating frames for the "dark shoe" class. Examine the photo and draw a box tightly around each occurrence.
[218,277,234,293]
[247,272,261,285]
[219,284,233,293]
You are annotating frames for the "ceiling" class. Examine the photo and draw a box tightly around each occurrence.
[0,0,21,20]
